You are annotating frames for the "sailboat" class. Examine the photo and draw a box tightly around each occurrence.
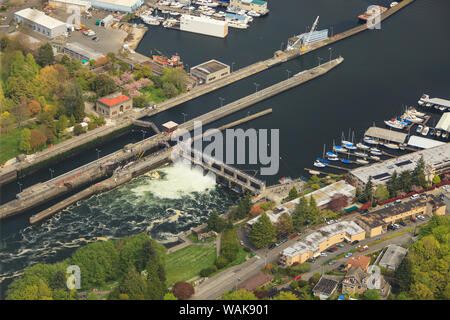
[363,136,378,145]
[356,142,370,150]
[356,159,369,165]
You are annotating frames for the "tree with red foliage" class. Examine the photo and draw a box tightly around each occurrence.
[27,100,41,116]
[327,193,348,211]
[29,129,47,150]
[172,281,194,300]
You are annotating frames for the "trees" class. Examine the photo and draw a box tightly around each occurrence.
[275,213,293,239]
[132,95,148,108]
[292,197,309,230]
[90,74,117,97]
[27,100,41,116]
[206,210,227,233]
[412,156,427,188]
[308,272,321,286]
[248,212,276,248]
[161,68,187,93]
[55,115,68,137]
[374,185,390,202]
[64,82,85,121]
[19,128,31,153]
[163,292,178,300]
[363,289,381,300]
[10,96,28,126]
[222,289,257,300]
[274,291,299,300]
[133,65,152,80]
[218,228,240,266]
[172,281,195,300]
[29,129,47,150]
[287,187,298,200]
[37,43,54,67]
[432,175,441,185]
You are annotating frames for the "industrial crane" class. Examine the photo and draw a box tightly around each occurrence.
[301,16,319,50]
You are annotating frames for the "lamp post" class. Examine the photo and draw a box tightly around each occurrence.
[231,62,235,73]
[219,97,225,108]
[182,112,188,123]
[318,57,323,66]
[328,47,333,62]
[254,82,260,93]
[95,148,101,160]
[286,69,291,79]
[140,130,146,140]
[18,182,23,193]
[49,168,54,179]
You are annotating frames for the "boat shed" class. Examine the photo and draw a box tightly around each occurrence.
[420,94,450,109]
[436,112,450,132]
[365,126,407,144]
[407,135,445,149]
[86,0,143,13]
[348,143,450,188]
[190,60,230,84]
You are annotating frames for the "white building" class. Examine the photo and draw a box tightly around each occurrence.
[86,0,143,13]
[14,8,67,38]
[180,14,228,38]
[49,0,92,11]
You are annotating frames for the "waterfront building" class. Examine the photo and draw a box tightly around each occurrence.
[179,14,228,38]
[14,8,67,38]
[230,0,269,15]
[63,42,105,62]
[85,0,143,13]
[347,143,450,189]
[279,221,365,266]
[48,0,92,11]
[162,121,178,133]
[96,92,132,118]
[190,60,230,84]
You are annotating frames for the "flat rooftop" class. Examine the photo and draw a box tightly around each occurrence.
[436,112,450,132]
[365,126,407,144]
[408,135,445,149]
[350,143,450,185]
[281,221,365,258]
[421,95,450,108]
[90,0,142,7]
[378,244,408,270]
[191,59,229,76]
[15,8,66,29]
[162,121,178,129]
[64,42,105,60]
[357,198,427,229]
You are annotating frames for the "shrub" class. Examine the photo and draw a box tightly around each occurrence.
[199,265,217,277]
[290,281,299,290]
[215,256,229,269]
[298,280,309,288]
[172,281,194,300]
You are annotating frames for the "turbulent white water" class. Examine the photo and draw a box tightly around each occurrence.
[0,162,238,287]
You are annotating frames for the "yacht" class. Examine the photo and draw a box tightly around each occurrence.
[356,143,370,150]
[354,152,368,158]
[341,159,352,164]
[390,2,399,7]
[370,148,382,155]
[442,132,448,139]
[436,130,442,137]
[363,137,378,145]
[226,6,239,14]
[407,107,426,118]
[314,161,326,168]
[370,155,381,161]
[247,10,260,17]
[228,21,249,29]
[384,119,406,130]
[141,15,161,25]
[418,94,429,106]
[333,145,347,153]
[196,0,220,7]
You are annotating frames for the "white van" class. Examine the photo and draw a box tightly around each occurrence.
[410,194,419,200]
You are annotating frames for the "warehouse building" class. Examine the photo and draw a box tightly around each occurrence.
[279,221,365,266]
[63,42,105,62]
[436,112,450,133]
[347,143,450,189]
[96,92,132,118]
[190,60,230,84]
[86,0,143,13]
[49,0,92,11]
[230,0,269,15]
[407,135,445,150]
[14,8,67,38]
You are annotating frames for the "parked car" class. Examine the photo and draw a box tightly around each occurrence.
[393,223,400,229]
[394,199,402,204]
[336,243,345,248]
[326,220,332,225]
[410,217,417,222]
[306,258,315,263]
[327,248,334,253]
[92,36,99,41]
[417,215,426,221]
[421,193,427,199]
[338,264,346,271]
[385,203,392,208]
[410,194,419,200]
[269,243,277,250]
[328,260,336,265]
[294,275,302,281]
[320,252,327,257]
[239,240,244,246]
[289,233,298,240]
[399,221,407,227]
[350,240,359,246]
[344,253,353,258]
[359,245,369,252]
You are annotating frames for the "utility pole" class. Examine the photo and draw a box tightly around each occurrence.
[18,182,23,194]
[95,148,101,160]
[328,47,333,62]
[219,97,225,108]
[49,168,54,179]
[286,69,291,79]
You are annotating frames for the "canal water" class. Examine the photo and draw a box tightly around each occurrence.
[1,0,449,295]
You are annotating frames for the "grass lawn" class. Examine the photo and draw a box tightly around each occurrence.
[187,234,216,243]
[166,245,217,286]
[140,87,167,104]
[0,127,21,163]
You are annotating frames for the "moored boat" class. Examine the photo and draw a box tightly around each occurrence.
[421,126,429,136]
[370,155,381,161]
[356,159,369,164]
[363,137,378,145]
[356,143,370,150]
[314,161,326,168]
[383,143,400,150]
[333,145,347,153]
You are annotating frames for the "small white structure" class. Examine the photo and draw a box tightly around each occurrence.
[49,0,92,12]
[14,8,67,38]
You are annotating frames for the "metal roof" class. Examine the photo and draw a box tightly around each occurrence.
[421,95,450,108]
[15,8,66,29]
[436,112,450,132]
[64,42,105,60]
[378,244,408,270]
[350,143,450,185]
[191,59,229,75]
[365,126,407,144]
[408,135,445,149]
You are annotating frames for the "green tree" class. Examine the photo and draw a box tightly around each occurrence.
[274,291,299,300]
[64,82,85,121]
[374,185,390,201]
[308,272,321,286]
[163,292,178,300]
[206,210,227,233]
[133,65,152,80]
[37,43,54,67]
[248,212,276,248]
[132,95,148,108]
[288,187,298,200]
[55,114,68,137]
[363,289,381,300]
[73,124,85,136]
[432,175,441,185]
[292,197,309,230]
[275,212,293,239]
[90,74,116,97]
[19,127,31,153]
[411,156,427,188]
[399,170,412,193]
[222,289,257,300]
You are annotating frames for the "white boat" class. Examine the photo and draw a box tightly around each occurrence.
[226,6,239,14]
[314,161,326,168]
[403,114,423,123]
[169,11,181,16]
[363,137,378,145]
[141,15,161,25]
[390,2,399,8]
[421,126,429,136]
[416,125,423,133]
[344,143,357,150]
[341,140,352,145]
[327,156,339,161]
[356,159,369,165]
[439,106,446,112]
[247,10,260,17]
[333,145,347,153]
[170,2,184,8]
[384,120,406,130]
[436,130,442,137]
[371,150,382,155]
[161,9,169,14]
[196,0,220,8]
[356,143,370,150]
[228,21,248,29]
[442,132,448,139]
[407,107,426,118]
[383,143,400,150]
[370,155,381,161]
[354,152,368,158]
